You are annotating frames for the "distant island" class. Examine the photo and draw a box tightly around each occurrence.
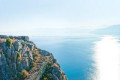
[0,35,67,80]
[93,25,120,36]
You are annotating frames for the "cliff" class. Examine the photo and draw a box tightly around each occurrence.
[0,35,67,80]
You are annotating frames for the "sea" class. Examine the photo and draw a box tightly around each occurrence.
[30,34,120,80]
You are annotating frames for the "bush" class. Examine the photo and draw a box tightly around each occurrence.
[22,42,26,47]
[32,52,40,57]
[20,70,29,79]
[30,62,37,68]
[61,71,65,75]
[17,52,22,61]
[34,57,40,63]
[44,77,47,80]
[17,52,21,58]
[6,38,12,47]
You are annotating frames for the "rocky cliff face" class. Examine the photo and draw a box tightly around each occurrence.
[0,35,67,80]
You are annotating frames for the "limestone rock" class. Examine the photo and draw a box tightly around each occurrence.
[22,58,29,70]
[0,35,67,80]
[6,48,11,58]
[40,50,51,56]
[26,51,33,61]
[14,40,22,51]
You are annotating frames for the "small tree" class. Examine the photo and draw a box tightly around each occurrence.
[6,38,12,47]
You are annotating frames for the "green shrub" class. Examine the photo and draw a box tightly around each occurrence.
[30,62,37,68]
[22,42,26,47]
[17,52,22,61]
[44,77,47,80]
[32,52,40,57]
[6,38,12,47]
[13,75,18,80]
[57,64,60,68]
[17,52,21,58]
[61,71,65,75]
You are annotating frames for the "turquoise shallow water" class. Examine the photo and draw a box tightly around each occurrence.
[30,36,99,80]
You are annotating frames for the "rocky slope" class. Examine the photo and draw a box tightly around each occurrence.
[0,35,67,80]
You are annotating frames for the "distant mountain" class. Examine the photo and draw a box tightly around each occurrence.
[93,25,120,35]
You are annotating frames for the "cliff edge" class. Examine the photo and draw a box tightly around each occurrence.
[0,35,67,80]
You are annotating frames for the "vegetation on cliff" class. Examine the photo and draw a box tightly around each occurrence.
[0,35,67,80]
[6,38,12,48]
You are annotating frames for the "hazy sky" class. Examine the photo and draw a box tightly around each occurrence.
[0,0,120,36]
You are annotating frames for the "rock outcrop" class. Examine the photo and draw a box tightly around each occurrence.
[0,35,67,80]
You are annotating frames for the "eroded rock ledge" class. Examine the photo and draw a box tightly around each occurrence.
[0,35,67,80]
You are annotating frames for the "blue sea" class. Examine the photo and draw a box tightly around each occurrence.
[30,35,120,80]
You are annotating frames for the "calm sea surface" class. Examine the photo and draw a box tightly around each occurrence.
[30,35,120,80]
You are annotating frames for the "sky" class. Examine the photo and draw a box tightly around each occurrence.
[0,0,120,36]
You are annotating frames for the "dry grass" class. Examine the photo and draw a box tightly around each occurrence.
[20,69,29,79]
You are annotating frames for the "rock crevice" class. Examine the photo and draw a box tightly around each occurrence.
[0,35,67,80]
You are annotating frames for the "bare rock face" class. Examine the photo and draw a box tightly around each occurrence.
[11,51,17,63]
[6,48,11,58]
[27,43,34,51]
[14,40,22,51]
[22,58,29,70]
[39,50,51,56]
[0,35,67,80]
[0,35,8,38]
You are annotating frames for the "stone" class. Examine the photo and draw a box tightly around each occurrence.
[23,53,28,57]
[27,43,34,51]
[52,74,59,80]
[21,46,27,56]
[11,44,15,54]
[26,51,33,61]
[0,36,67,80]
[11,51,17,63]
[0,47,2,54]
[6,48,11,58]
[14,36,29,41]
[40,50,51,56]
[22,58,29,70]
[2,42,7,53]
[14,40,22,51]
[0,35,8,38]
[21,36,29,41]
